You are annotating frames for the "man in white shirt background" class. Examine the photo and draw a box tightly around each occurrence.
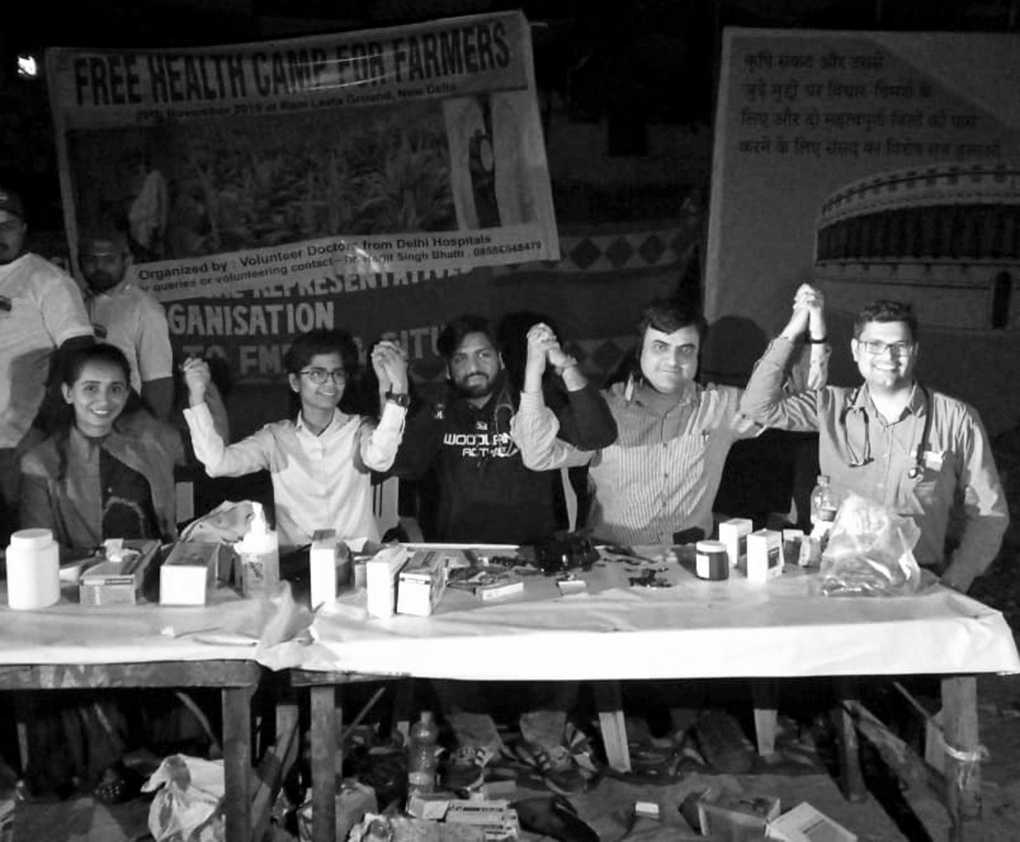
[77,228,174,420]
[0,184,94,541]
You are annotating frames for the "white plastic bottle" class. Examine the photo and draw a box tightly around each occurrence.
[235,502,280,598]
[6,528,60,609]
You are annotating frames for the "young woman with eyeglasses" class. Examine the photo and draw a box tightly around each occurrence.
[182,328,408,549]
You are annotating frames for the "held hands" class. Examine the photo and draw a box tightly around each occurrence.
[181,357,211,406]
[371,340,409,394]
[525,322,582,393]
[526,323,577,376]
[781,283,826,341]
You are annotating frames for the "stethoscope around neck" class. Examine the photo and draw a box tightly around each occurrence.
[840,384,933,480]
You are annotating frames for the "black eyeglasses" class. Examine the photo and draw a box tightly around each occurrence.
[299,368,346,385]
[858,340,915,356]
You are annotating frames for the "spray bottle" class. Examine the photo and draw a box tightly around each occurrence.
[235,502,280,598]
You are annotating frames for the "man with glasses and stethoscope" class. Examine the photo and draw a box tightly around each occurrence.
[741,285,1008,594]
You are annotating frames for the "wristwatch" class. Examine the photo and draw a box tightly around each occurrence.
[385,390,410,408]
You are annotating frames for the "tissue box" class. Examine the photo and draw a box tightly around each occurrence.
[766,802,857,841]
[698,791,781,841]
[718,518,753,568]
[79,539,160,606]
[159,542,220,605]
[746,529,783,584]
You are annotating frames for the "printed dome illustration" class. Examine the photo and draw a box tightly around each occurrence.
[814,161,1019,331]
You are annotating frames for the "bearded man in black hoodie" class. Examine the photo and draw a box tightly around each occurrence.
[390,313,616,795]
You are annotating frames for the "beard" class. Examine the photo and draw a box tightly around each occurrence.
[86,271,122,292]
[454,371,498,399]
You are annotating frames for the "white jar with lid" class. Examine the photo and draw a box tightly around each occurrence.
[6,528,61,609]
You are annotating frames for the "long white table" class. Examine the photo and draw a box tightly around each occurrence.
[293,554,1020,842]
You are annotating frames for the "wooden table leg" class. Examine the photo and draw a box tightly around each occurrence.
[942,675,981,842]
[222,684,254,842]
[751,678,779,757]
[832,677,867,802]
[593,680,631,773]
[251,701,300,842]
[311,685,338,842]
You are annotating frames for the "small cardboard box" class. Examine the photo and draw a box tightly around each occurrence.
[297,780,377,842]
[397,547,452,616]
[746,528,783,584]
[366,545,408,618]
[766,802,857,842]
[718,518,753,568]
[699,791,781,841]
[309,529,347,608]
[445,799,520,839]
[159,541,220,605]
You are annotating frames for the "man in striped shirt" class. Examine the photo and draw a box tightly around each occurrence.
[514,298,826,544]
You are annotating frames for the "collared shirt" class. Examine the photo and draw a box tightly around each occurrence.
[740,337,1009,577]
[514,379,757,544]
[0,253,93,447]
[184,401,406,548]
[85,280,173,392]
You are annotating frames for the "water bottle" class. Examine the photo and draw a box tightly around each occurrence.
[406,711,439,797]
[804,475,838,565]
[810,475,838,531]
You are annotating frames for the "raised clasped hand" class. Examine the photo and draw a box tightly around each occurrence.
[371,340,409,393]
[181,356,211,401]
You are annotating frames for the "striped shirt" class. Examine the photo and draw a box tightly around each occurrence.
[514,379,757,544]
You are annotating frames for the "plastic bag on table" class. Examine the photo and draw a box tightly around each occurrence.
[179,500,256,544]
[142,754,225,842]
[819,493,933,596]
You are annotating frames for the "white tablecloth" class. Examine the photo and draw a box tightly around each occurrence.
[303,561,1020,679]
[0,583,268,665]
